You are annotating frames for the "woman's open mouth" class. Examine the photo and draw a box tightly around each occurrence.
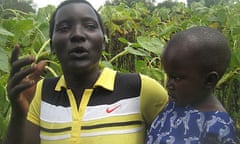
[69,47,88,58]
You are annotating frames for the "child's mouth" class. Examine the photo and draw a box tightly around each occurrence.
[169,93,176,101]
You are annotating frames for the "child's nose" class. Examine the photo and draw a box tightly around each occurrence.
[167,79,174,90]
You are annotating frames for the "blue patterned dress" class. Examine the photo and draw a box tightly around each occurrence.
[146,101,239,144]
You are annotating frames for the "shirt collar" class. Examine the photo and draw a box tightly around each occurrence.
[55,67,116,91]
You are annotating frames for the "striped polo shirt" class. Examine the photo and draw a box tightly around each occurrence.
[27,67,168,144]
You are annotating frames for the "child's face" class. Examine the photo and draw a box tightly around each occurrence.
[162,45,208,107]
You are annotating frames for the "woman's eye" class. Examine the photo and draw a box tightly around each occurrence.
[85,24,97,30]
[56,24,70,32]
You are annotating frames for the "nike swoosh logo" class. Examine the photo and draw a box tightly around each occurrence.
[106,105,121,113]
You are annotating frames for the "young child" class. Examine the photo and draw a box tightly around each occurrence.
[146,26,239,144]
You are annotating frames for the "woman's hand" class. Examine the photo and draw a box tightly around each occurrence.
[7,45,46,117]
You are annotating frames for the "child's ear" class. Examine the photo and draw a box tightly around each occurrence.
[205,71,219,88]
[50,39,56,54]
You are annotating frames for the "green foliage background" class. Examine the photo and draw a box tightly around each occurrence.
[0,0,240,141]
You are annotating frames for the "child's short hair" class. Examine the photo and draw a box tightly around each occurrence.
[165,26,231,79]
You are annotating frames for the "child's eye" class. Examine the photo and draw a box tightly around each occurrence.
[168,75,183,82]
[174,76,182,81]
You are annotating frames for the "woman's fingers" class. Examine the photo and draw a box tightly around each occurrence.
[10,56,35,78]
[28,60,46,81]
[9,45,35,78]
[7,45,47,116]
[8,45,46,114]
[8,80,34,102]
[8,66,35,89]
[9,45,20,66]
[8,67,35,100]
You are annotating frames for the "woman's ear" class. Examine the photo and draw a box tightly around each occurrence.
[102,44,106,51]
[205,71,219,88]
[102,35,108,51]
[50,39,55,54]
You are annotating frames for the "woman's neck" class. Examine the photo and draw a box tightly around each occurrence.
[63,67,101,90]
[63,67,101,108]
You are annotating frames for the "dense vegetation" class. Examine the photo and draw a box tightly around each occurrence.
[0,0,239,141]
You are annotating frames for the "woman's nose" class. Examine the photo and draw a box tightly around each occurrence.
[70,25,86,42]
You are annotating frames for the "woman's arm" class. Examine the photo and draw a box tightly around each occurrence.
[24,120,40,144]
[4,46,45,144]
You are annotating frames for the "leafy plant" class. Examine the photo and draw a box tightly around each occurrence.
[0,0,240,140]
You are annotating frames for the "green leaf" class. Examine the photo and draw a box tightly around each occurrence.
[137,36,164,55]
[100,60,113,69]
[130,42,141,48]
[0,27,14,36]
[2,19,35,45]
[0,88,10,139]
[118,37,129,44]
[0,47,9,73]
[146,67,165,82]
[159,25,177,36]
[231,28,240,36]
[230,47,240,68]
[135,60,146,73]
[215,8,227,23]
[125,46,149,56]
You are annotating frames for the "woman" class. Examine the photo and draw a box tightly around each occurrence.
[4,0,168,144]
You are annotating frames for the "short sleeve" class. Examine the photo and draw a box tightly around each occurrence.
[140,74,168,126]
[202,114,240,144]
[26,79,44,126]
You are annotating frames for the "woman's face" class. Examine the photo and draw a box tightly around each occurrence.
[51,3,104,73]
